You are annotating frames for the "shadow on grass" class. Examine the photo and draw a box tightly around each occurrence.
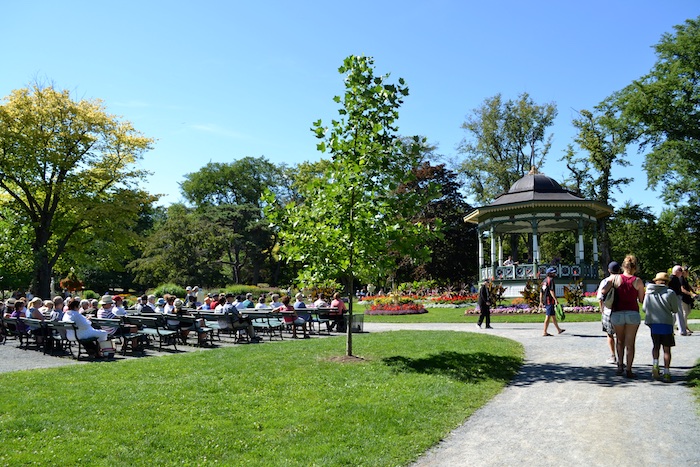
[382,351,521,384]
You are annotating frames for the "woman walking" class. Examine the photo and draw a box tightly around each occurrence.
[602,254,645,378]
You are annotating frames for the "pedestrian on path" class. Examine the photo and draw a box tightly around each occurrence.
[597,261,621,364]
[476,278,492,329]
[601,254,645,378]
[540,267,564,336]
[643,272,679,382]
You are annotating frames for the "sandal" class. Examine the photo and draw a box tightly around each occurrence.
[625,371,637,379]
[616,367,624,376]
[542,333,553,337]
[558,329,566,334]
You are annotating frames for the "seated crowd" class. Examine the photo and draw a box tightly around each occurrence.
[2,288,348,353]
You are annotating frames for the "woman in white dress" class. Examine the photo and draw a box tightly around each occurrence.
[62,299,108,342]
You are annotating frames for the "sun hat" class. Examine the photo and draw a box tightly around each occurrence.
[99,295,113,305]
[608,261,621,274]
[112,295,123,302]
[295,292,304,300]
[546,267,557,275]
[653,272,670,283]
[174,299,184,309]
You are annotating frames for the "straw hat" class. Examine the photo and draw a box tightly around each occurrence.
[99,295,113,305]
[653,272,670,284]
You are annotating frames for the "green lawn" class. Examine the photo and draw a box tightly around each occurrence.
[362,305,700,324]
[0,331,523,466]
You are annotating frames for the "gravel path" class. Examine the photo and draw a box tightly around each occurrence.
[362,321,700,467]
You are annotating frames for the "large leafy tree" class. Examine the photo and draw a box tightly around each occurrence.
[613,16,700,205]
[457,92,557,204]
[180,156,287,285]
[396,161,476,285]
[607,203,670,278]
[0,83,154,297]
[266,55,436,356]
[561,104,633,268]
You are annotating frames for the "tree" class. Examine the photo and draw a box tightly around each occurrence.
[613,16,700,205]
[180,156,287,285]
[607,203,670,277]
[265,55,436,356]
[128,204,227,288]
[0,83,154,298]
[395,161,476,285]
[457,92,557,204]
[561,104,633,269]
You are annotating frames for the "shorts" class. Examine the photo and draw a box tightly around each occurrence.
[601,312,615,336]
[610,311,641,326]
[651,333,675,348]
[545,304,556,316]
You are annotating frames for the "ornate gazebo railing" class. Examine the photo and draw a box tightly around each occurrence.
[481,263,598,281]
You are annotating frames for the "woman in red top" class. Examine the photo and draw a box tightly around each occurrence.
[602,254,645,378]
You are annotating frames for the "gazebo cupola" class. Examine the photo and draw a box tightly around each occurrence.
[463,168,613,296]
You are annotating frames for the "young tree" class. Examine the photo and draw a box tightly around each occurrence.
[265,55,436,356]
[457,92,557,204]
[613,16,700,205]
[0,83,154,297]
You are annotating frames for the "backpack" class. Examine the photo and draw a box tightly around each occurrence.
[603,276,617,310]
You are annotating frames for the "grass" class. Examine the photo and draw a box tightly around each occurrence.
[362,305,700,324]
[0,331,523,466]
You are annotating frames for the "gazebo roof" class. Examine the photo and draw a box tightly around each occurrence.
[463,170,613,232]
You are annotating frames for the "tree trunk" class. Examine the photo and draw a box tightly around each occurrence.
[346,275,353,357]
[598,220,611,273]
[32,247,52,299]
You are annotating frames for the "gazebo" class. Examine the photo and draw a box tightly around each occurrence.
[463,168,613,297]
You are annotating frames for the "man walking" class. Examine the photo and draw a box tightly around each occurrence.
[597,261,620,364]
[477,278,493,329]
[669,265,688,335]
[540,267,565,336]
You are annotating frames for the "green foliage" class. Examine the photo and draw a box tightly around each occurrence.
[520,279,542,309]
[563,278,584,307]
[487,281,506,306]
[151,283,186,298]
[613,16,700,205]
[372,296,418,307]
[398,280,438,295]
[0,331,522,466]
[457,92,557,204]
[82,290,99,300]
[0,82,155,297]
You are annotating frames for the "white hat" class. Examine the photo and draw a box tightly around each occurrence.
[99,295,113,305]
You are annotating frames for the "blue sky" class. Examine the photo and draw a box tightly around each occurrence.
[2,1,698,212]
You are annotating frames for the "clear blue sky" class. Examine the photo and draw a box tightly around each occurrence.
[2,1,698,213]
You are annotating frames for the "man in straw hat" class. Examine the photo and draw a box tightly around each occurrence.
[643,272,680,382]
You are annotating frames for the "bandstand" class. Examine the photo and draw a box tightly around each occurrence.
[463,169,613,297]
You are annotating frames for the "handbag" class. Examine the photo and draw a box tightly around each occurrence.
[555,304,565,321]
[98,339,116,358]
[603,277,617,310]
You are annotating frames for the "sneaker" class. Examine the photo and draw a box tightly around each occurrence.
[476,323,482,329]
[606,356,617,364]
[663,373,672,383]
[485,326,494,329]
[652,365,660,380]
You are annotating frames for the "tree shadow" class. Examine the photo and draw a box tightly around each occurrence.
[382,351,696,387]
[382,351,521,384]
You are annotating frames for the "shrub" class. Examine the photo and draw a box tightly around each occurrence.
[151,283,186,299]
[82,290,99,300]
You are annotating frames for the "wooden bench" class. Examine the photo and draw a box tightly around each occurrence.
[46,321,99,360]
[123,315,178,352]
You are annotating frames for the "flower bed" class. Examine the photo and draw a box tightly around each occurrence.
[464,304,598,315]
[365,304,428,315]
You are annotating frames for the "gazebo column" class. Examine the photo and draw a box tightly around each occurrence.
[477,228,484,279]
[498,234,503,266]
[578,220,585,264]
[531,220,539,264]
[593,227,599,264]
[490,226,496,267]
